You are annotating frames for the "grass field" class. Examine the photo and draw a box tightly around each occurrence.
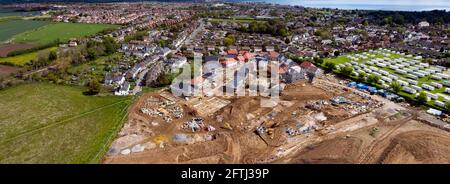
[0,20,49,42]
[0,47,57,66]
[0,83,132,163]
[12,22,118,45]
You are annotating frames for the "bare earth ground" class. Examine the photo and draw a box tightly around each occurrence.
[103,76,450,164]
[0,43,35,57]
[0,64,19,77]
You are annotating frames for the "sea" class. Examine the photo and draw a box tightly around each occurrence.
[243,0,450,11]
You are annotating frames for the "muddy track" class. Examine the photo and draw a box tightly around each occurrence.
[358,112,416,163]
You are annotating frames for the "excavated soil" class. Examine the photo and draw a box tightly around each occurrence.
[379,131,450,164]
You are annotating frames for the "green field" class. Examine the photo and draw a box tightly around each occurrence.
[0,83,132,163]
[12,22,118,45]
[0,47,57,66]
[0,20,49,42]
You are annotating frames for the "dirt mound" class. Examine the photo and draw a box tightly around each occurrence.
[216,97,272,126]
[281,82,330,101]
[379,131,450,164]
[288,137,363,164]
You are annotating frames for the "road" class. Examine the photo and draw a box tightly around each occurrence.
[130,20,204,95]
[131,56,160,95]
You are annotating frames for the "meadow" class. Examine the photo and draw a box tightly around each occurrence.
[0,20,49,42]
[11,22,118,45]
[0,83,132,163]
[0,47,57,66]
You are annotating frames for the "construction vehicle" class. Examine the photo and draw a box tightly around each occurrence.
[222,122,233,130]
[267,128,274,139]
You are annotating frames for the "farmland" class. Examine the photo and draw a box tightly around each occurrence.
[0,20,49,42]
[11,22,118,45]
[0,9,40,17]
[0,83,133,163]
[0,47,57,66]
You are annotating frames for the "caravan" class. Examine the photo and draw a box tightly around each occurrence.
[402,87,417,94]
[422,84,435,91]
[430,82,443,89]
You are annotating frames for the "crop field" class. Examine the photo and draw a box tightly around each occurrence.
[0,47,57,66]
[0,83,132,163]
[0,9,40,17]
[324,48,450,108]
[11,22,118,45]
[0,20,49,42]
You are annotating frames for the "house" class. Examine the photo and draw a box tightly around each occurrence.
[104,73,125,86]
[221,57,238,67]
[165,56,187,69]
[285,65,305,83]
[227,49,238,56]
[127,63,144,79]
[265,46,275,52]
[418,21,430,28]
[204,56,220,73]
[268,51,280,61]
[300,61,321,76]
[115,82,130,96]
[159,47,172,57]
[207,45,215,51]
[69,40,78,47]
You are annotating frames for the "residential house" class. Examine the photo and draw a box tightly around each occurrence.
[115,82,130,96]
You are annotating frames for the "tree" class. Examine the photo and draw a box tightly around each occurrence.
[323,61,335,71]
[362,20,369,26]
[103,36,118,54]
[445,101,450,113]
[87,48,98,60]
[284,37,290,44]
[306,70,316,83]
[334,50,340,57]
[416,92,428,104]
[313,57,324,65]
[48,50,57,61]
[340,66,353,76]
[358,72,366,82]
[154,73,171,87]
[390,81,402,93]
[86,79,101,95]
[367,74,380,84]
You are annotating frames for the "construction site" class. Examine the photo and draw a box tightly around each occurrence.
[103,74,450,164]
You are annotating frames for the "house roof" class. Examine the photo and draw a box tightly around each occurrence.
[300,61,315,69]
[221,58,237,65]
[236,55,245,62]
[227,49,238,55]
[191,76,205,85]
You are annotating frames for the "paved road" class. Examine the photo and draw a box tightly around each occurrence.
[131,56,160,95]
